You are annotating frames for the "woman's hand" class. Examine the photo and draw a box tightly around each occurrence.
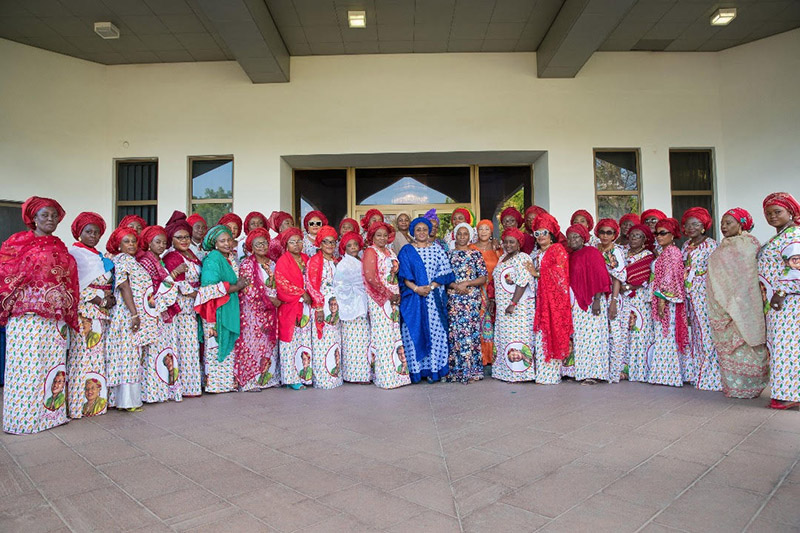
[302,292,312,305]
[505,303,516,315]
[229,278,251,293]
[523,262,539,278]
[269,297,282,308]
[390,294,401,305]
[315,309,324,323]
[591,297,602,316]
[770,292,786,312]
[488,299,495,316]
[416,285,431,297]
[171,263,189,277]
[129,315,140,333]
[657,298,666,319]
[608,299,618,320]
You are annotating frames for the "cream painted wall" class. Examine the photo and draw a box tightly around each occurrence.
[1,29,798,244]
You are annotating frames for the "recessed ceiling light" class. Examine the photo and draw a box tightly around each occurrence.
[348,10,366,28]
[710,8,736,26]
[94,21,120,39]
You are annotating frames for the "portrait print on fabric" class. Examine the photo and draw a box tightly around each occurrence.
[393,341,408,375]
[156,349,180,386]
[295,346,313,383]
[43,365,66,411]
[81,373,108,417]
[504,342,533,372]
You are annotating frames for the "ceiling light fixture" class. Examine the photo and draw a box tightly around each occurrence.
[94,21,120,39]
[348,10,366,28]
[710,8,736,26]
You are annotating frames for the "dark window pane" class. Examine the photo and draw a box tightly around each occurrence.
[192,159,233,200]
[192,203,233,226]
[356,167,471,205]
[117,205,157,226]
[295,169,347,229]
[0,202,27,243]
[117,161,157,201]
[598,195,640,221]
[669,151,712,191]
[595,151,639,192]
[479,166,531,237]
[672,194,715,240]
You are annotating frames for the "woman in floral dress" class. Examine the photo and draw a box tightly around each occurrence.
[447,223,488,383]
[681,207,721,390]
[307,225,344,389]
[616,213,640,250]
[594,218,628,383]
[491,227,536,383]
[648,218,690,387]
[302,210,327,258]
[758,192,800,409]
[570,209,600,248]
[1,197,78,434]
[470,219,501,367]
[622,225,655,382]
[217,213,243,265]
[364,222,411,389]
[334,231,372,383]
[67,211,114,419]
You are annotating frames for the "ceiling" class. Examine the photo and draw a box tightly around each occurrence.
[0,0,797,82]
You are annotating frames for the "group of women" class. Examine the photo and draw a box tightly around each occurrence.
[1,191,799,435]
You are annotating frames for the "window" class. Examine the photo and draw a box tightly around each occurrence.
[594,150,641,221]
[0,200,26,243]
[478,166,532,237]
[670,149,715,239]
[190,157,233,225]
[116,159,158,226]
[295,169,348,229]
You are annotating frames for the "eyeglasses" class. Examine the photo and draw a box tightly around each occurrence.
[655,231,671,236]
[173,235,191,241]
[287,239,302,246]
[533,230,549,238]
[252,241,269,248]
[321,239,336,246]
[597,229,616,236]
[308,221,323,227]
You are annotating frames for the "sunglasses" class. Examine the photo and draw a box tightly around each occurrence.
[308,221,322,227]
[533,230,549,238]
[173,235,191,240]
[597,229,616,236]
[655,230,671,236]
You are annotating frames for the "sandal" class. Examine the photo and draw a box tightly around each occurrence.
[125,407,143,412]
[768,399,800,410]
[287,383,306,390]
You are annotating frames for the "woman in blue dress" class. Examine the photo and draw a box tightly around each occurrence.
[398,217,456,383]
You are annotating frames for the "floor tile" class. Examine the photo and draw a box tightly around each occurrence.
[653,480,766,532]
[462,502,549,532]
[320,483,429,529]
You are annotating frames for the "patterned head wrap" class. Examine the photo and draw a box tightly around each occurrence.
[619,213,640,233]
[681,207,713,231]
[314,225,338,248]
[164,211,192,242]
[268,211,293,232]
[338,231,364,256]
[244,227,270,254]
[500,207,523,227]
[501,227,525,245]
[763,192,800,224]
[139,225,166,251]
[452,222,476,243]
[628,224,655,250]
[723,207,754,232]
[279,227,303,250]
[367,221,395,245]
[217,213,243,238]
[452,208,472,226]
[303,210,328,232]
[118,214,147,231]
[244,211,267,234]
[594,218,620,239]
[423,209,439,224]
[533,213,560,237]
[640,209,668,224]
[338,217,359,235]
[106,226,137,255]
[566,223,590,244]
[655,217,682,239]
[71,211,106,241]
[570,209,594,231]
[202,224,233,251]
[410,217,433,237]
[360,209,384,231]
[187,213,207,227]
[22,196,65,231]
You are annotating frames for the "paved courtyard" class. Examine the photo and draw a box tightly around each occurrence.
[0,379,798,532]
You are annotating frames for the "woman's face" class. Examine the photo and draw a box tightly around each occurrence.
[340,221,354,234]
[120,234,138,256]
[397,214,410,231]
[225,222,239,237]
[192,221,207,242]
[655,227,674,247]
[345,238,361,257]
[127,220,144,233]
[286,235,303,255]
[455,227,471,247]
[279,218,294,232]
[525,211,537,229]
[572,215,588,229]
[80,223,102,248]
[430,219,439,238]
[307,217,322,236]
[373,228,389,248]
[764,204,792,229]
[501,215,518,230]
[215,232,233,254]
[644,216,659,231]
[149,233,168,256]
[535,230,552,248]
[477,224,492,242]
[683,216,704,239]
[320,234,337,257]
[720,213,742,238]
[369,214,382,227]
[452,211,466,225]
[502,236,520,254]
[248,216,265,232]
[251,236,269,258]
[628,229,646,251]
[596,225,616,246]
[566,231,584,251]
[84,381,100,401]
[172,229,191,252]
[34,206,60,235]
[619,219,635,238]
[413,222,430,243]
[52,373,65,394]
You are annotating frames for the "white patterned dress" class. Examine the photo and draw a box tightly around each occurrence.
[530,248,563,384]
[334,255,372,383]
[647,246,685,388]
[597,244,628,383]
[492,252,536,382]
[140,276,182,404]
[623,249,655,383]
[203,256,239,393]
[308,256,344,390]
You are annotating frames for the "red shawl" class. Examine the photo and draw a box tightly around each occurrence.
[136,250,180,322]
[625,251,654,296]
[234,255,278,384]
[0,231,79,330]
[652,245,689,354]
[163,250,201,287]
[569,245,610,311]
[307,251,328,339]
[274,251,308,343]
[534,243,572,361]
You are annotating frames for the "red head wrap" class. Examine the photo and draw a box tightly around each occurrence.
[360,209,384,231]
[138,225,166,251]
[71,212,106,241]
[655,218,681,239]
[303,210,328,232]
[366,221,395,245]
[106,226,138,255]
[619,213,640,232]
[566,223,590,244]
[118,214,147,231]
[187,213,207,227]
[243,211,267,234]
[628,224,655,250]
[244,227,271,254]
[570,209,594,231]
[723,207,754,232]
[681,207,713,231]
[501,227,525,245]
[314,225,338,248]
[338,231,364,256]
[338,218,359,235]
[640,209,668,224]
[279,227,303,250]
[268,211,293,232]
[164,211,192,243]
[594,218,620,239]
[217,213,243,238]
[763,192,800,224]
[22,196,65,231]
[533,213,560,237]
[452,208,472,225]
[499,207,523,227]
[524,206,548,230]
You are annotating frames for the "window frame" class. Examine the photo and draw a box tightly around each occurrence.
[187,155,235,215]
[593,148,642,220]
[669,148,717,234]
[114,157,158,225]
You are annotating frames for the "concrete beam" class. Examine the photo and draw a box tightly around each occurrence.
[537,0,637,78]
